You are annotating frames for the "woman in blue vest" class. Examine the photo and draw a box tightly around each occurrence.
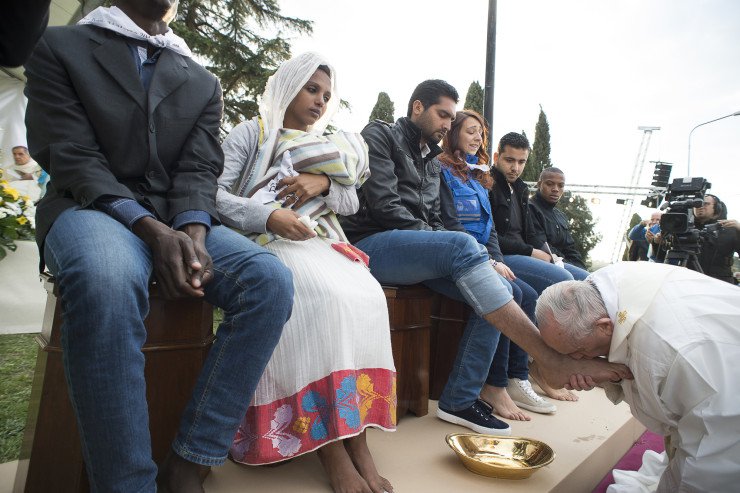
[437,110,557,421]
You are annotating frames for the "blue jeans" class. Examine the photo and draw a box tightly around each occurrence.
[43,209,293,493]
[502,254,574,295]
[564,262,590,280]
[355,229,512,411]
[487,278,537,387]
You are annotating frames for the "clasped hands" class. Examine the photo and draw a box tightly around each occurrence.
[267,173,330,241]
[133,218,213,300]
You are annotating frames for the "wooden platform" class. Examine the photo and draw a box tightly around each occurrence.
[4,388,644,493]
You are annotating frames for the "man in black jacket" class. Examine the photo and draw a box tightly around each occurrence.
[490,132,574,294]
[694,194,740,284]
[340,81,630,436]
[528,167,589,280]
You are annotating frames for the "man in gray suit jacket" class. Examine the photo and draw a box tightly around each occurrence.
[24,1,293,491]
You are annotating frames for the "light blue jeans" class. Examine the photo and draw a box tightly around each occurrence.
[487,277,537,387]
[502,254,574,295]
[355,229,513,411]
[564,262,590,280]
[43,208,293,493]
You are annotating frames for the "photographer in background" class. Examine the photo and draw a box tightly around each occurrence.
[629,211,662,261]
[694,194,740,284]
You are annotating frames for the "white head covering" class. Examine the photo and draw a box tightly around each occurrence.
[78,5,192,57]
[259,52,339,135]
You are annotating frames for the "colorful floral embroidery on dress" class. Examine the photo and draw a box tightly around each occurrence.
[230,368,396,465]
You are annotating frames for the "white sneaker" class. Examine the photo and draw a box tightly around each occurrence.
[507,378,557,414]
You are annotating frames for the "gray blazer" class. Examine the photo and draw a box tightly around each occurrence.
[24,24,224,248]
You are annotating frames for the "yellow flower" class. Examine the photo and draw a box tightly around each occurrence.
[292,416,310,434]
[17,216,28,225]
[21,195,31,202]
[3,186,19,201]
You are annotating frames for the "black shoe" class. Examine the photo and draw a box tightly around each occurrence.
[437,399,512,435]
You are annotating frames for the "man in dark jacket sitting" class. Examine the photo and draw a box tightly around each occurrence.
[528,167,589,280]
[340,80,630,436]
[489,133,574,294]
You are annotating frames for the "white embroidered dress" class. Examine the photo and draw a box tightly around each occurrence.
[216,53,396,465]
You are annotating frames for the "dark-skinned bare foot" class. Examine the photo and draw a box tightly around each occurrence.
[530,360,579,401]
[157,451,210,493]
[317,440,372,493]
[479,384,531,421]
[344,432,393,493]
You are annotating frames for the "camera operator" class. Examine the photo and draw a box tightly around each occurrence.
[694,194,740,285]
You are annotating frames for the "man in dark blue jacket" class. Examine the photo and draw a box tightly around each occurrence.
[528,167,589,279]
[489,133,574,293]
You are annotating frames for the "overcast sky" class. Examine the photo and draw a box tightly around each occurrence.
[278,0,740,262]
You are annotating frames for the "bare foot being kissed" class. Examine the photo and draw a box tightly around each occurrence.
[317,440,372,493]
[530,360,579,401]
[479,384,531,421]
[344,431,393,493]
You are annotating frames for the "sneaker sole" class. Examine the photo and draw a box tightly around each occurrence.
[511,400,557,414]
[436,408,512,436]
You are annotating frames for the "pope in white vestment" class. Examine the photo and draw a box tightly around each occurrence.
[536,262,740,493]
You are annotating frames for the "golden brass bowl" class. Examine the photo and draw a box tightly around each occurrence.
[445,433,555,479]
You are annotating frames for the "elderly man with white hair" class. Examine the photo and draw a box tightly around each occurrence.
[536,262,740,492]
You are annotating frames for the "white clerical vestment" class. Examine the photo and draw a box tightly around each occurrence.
[590,262,740,493]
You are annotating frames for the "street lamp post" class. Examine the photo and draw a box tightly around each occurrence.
[687,110,740,175]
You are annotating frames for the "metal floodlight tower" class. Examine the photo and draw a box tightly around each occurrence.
[611,126,661,263]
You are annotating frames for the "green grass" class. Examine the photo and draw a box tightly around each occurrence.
[0,308,223,464]
[0,334,37,463]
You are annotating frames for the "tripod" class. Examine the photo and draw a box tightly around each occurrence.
[662,232,705,273]
[664,248,704,273]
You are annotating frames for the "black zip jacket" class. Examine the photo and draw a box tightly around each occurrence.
[528,192,587,269]
[489,167,536,256]
[340,117,444,243]
[696,220,740,284]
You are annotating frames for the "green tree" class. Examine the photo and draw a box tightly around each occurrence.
[368,92,395,123]
[522,105,551,182]
[172,0,312,130]
[622,212,643,260]
[463,81,484,115]
[556,194,602,268]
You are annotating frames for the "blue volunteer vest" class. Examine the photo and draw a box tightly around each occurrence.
[442,167,492,244]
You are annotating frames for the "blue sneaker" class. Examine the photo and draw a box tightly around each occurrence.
[437,399,511,436]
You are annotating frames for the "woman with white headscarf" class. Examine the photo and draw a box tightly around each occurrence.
[217,52,396,493]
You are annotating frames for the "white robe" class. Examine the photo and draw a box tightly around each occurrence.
[590,262,740,493]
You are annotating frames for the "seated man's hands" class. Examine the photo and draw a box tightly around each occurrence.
[266,209,317,241]
[276,173,330,209]
[180,223,213,291]
[493,261,516,281]
[531,248,553,262]
[133,217,212,299]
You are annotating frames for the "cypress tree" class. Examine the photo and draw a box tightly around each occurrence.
[522,105,551,182]
[368,92,395,123]
[463,81,484,115]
